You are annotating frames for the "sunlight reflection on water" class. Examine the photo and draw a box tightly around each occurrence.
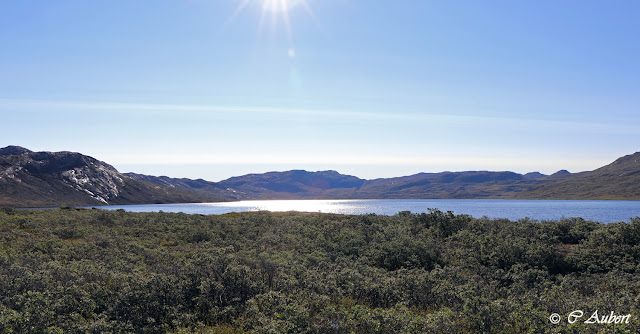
[207,200,377,214]
[87,199,640,223]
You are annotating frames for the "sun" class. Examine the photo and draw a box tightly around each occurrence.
[261,0,303,13]
[227,0,316,44]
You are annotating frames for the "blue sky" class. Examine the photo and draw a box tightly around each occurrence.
[1,0,639,181]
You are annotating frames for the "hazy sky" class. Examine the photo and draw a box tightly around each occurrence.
[1,1,639,181]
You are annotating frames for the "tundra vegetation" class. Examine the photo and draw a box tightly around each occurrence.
[0,207,638,333]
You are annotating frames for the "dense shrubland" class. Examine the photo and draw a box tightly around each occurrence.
[0,207,638,333]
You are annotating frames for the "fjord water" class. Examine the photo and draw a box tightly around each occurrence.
[90,199,640,223]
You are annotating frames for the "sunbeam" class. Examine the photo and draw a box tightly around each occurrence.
[228,0,317,47]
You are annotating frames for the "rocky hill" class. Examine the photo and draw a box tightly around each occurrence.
[0,146,215,207]
[125,172,242,200]
[515,152,640,200]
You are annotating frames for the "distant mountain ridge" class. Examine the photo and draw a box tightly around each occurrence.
[127,153,640,201]
[515,152,640,200]
[125,170,366,200]
[125,168,566,200]
[0,146,215,207]
[3,145,640,207]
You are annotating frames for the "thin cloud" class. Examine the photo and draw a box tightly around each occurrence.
[1,98,636,134]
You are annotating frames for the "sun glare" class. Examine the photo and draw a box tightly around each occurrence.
[227,0,316,45]
[262,0,302,12]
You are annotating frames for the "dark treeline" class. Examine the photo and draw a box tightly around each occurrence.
[0,207,639,333]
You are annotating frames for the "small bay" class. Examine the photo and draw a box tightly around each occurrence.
[88,199,640,223]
